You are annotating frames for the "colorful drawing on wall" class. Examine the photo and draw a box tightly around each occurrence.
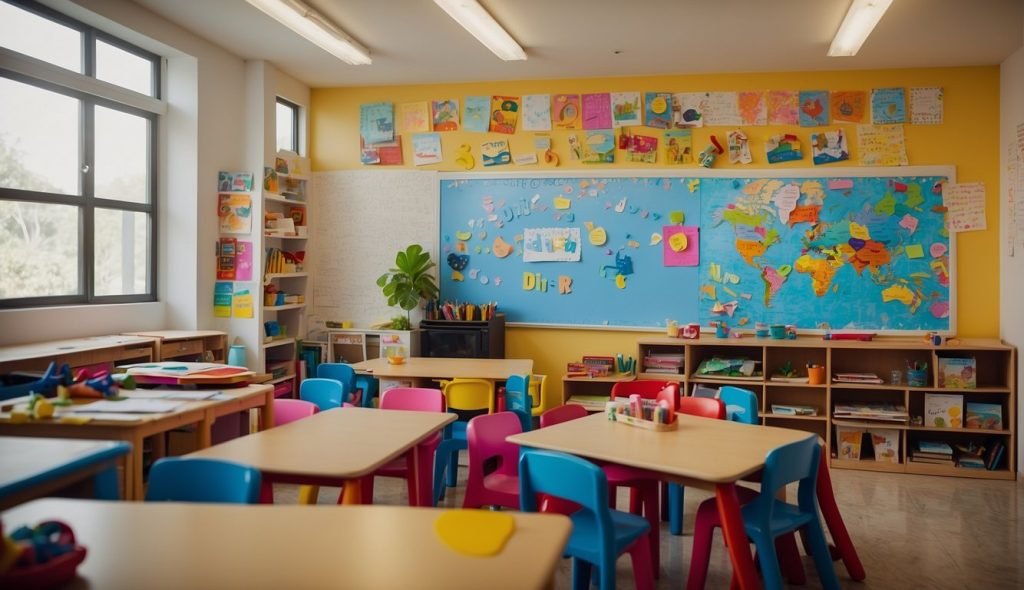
[871,88,907,124]
[644,92,673,129]
[582,130,615,163]
[262,167,279,192]
[766,90,799,125]
[235,240,253,281]
[218,193,252,234]
[582,93,612,130]
[699,174,952,331]
[665,130,693,164]
[857,124,908,166]
[738,91,767,126]
[703,92,741,126]
[798,90,829,127]
[626,133,658,163]
[214,281,233,318]
[359,102,394,144]
[811,129,850,165]
[232,284,254,318]
[672,92,707,128]
[910,87,943,125]
[432,99,460,131]
[765,134,802,163]
[481,139,511,167]
[551,94,581,129]
[610,92,642,128]
[218,171,253,192]
[831,90,867,123]
[397,101,431,133]
[463,96,491,132]
[728,130,752,164]
[664,226,699,266]
[521,94,552,131]
[522,227,582,262]
[412,133,443,166]
[489,96,520,134]
[942,182,987,232]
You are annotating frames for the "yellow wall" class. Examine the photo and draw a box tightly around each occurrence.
[310,67,1001,398]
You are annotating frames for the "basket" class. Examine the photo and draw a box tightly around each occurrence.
[610,413,678,432]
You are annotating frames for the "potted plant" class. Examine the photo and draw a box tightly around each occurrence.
[376,244,439,329]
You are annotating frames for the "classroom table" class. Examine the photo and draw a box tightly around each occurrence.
[2,498,572,589]
[188,406,456,506]
[0,384,274,501]
[350,356,533,383]
[507,412,815,590]
[0,437,131,510]
[0,334,158,374]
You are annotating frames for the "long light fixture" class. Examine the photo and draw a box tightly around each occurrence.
[828,0,893,57]
[433,0,526,61]
[246,0,371,65]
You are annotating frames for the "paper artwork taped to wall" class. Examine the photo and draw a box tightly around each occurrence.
[738,91,766,126]
[359,102,394,144]
[432,99,460,131]
[397,102,431,134]
[766,90,799,125]
[871,88,906,124]
[521,94,552,131]
[831,90,867,123]
[582,130,615,163]
[665,130,693,164]
[582,93,613,130]
[218,193,252,234]
[481,139,511,167]
[610,92,642,128]
[463,96,490,132]
[644,92,673,129]
[489,96,520,134]
[412,133,443,166]
[703,92,741,126]
[551,94,581,129]
[798,91,829,127]
[811,129,849,165]
[910,87,943,125]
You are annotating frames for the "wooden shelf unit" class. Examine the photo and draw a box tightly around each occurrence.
[633,336,1017,480]
[122,330,227,363]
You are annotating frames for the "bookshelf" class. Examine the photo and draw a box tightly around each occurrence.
[633,336,1017,480]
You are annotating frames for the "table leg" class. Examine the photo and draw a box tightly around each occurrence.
[196,416,213,449]
[261,391,275,431]
[340,478,363,504]
[129,434,145,501]
[715,483,761,590]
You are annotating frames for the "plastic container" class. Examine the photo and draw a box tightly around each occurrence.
[227,345,246,367]
[907,368,928,387]
[769,324,786,339]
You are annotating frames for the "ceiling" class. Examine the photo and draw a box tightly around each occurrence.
[131,0,1024,88]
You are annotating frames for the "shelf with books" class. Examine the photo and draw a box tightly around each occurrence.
[263,303,307,312]
[908,425,1012,435]
[766,413,828,422]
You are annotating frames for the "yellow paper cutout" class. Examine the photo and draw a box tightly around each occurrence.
[688,179,700,193]
[905,244,924,259]
[588,226,607,246]
[455,230,472,241]
[615,274,626,289]
[701,284,717,300]
[849,222,871,240]
[627,240,640,248]
[669,211,685,224]
[584,221,594,231]
[455,144,475,170]
[452,271,464,281]
[669,232,688,252]
[553,197,571,210]
[434,510,516,557]
[650,233,662,246]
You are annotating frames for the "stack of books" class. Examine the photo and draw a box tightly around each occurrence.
[954,442,986,469]
[770,404,818,416]
[911,441,954,465]
[833,372,885,384]
[695,357,762,380]
[643,353,684,375]
[833,402,909,423]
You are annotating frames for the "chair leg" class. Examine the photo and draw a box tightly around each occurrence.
[776,532,806,585]
[638,481,660,577]
[685,501,717,590]
[803,522,842,590]
[259,480,274,504]
[817,455,866,581]
[668,482,685,536]
[571,558,592,590]
[628,486,641,514]
[628,534,655,590]
[298,485,319,504]
[750,534,784,590]
[446,447,458,487]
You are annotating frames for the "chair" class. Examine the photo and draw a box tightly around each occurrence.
[462,411,522,510]
[434,378,495,504]
[145,457,261,504]
[687,436,841,590]
[666,397,726,536]
[316,363,360,405]
[528,374,560,418]
[503,374,533,432]
[610,379,674,401]
[718,385,760,424]
[299,378,345,410]
[519,450,654,590]
[272,398,319,427]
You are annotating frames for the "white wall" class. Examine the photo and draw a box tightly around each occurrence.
[1000,26,1024,473]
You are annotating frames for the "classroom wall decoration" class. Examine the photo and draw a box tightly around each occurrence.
[439,168,954,332]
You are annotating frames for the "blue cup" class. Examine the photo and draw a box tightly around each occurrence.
[769,325,786,339]
[715,324,729,338]
[228,345,246,367]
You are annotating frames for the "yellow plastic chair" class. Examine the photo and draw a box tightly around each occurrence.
[435,378,495,503]
[528,374,560,418]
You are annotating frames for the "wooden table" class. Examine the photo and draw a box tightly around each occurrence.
[121,330,227,363]
[507,413,815,590]
[0,335,158,373]
[2,498,571,589]
[0,437,131,510]
[350,357,533,384]
[0,384,274,501]
[188,407,455,505]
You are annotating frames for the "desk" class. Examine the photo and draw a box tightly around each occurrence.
[188,407,455,505]
[351,357,533,385]
[0,437,131,510]
[2,499,571,589]
[0,335,158,373]
[508,413,814,590]
[120,330,227,363]
[0,384,274,501]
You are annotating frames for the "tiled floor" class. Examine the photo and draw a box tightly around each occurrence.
[275,467,1024,589]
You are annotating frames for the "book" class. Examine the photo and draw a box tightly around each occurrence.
[869,429,899,463]
[985,440,1006,470]
[916,440,953,455]
[965,402,1002,430]
[770,404,817,416]
[696,357,762,378]
[937,357,977,389]
[833,402,908,422]
[836,426,864,460]
[833,372,884,384]
[769,375,810,383]
[924,393,964,428]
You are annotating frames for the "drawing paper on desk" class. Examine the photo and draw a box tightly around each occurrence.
[67,399,184,413]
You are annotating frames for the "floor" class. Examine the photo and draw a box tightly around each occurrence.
[275,468,1024,589]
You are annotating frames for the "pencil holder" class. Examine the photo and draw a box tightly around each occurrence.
[907,368,928,387]
[769,324,786,339]
[807,366,825,385]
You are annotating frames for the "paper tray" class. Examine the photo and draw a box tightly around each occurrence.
[610,413,678,432]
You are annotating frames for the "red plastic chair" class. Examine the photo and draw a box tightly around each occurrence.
[610,380,679,401]
[462,411,522,510]
[677,396,725,420]
[272,398,319,427]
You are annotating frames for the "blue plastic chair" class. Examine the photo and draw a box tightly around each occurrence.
[145,457,261,504]
[669,386,759,536]
[299,377,345,411]
[503,374,533,432]
[519,450,654,590]
[316,363,357,405]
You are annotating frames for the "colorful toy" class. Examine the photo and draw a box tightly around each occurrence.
[0,362,71,402]
[0,520,87,588]
[698,135,725,168]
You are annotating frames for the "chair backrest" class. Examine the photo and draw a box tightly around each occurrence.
[519,450,613,542]
[467,411,523,478]
[678,396,726,419]
[717,385,759,425]
[145,457,261,504]
[610,380,670,400]
[503,374,533,431]
[273,398,319,427]
[380,387,445,412]
[749,436,821,523]
[655,383,682,410]
[527,374,548,408]
[539,403,588,428]
[442,378,495,414]
[299,378,346,411]
[316,363,357,390]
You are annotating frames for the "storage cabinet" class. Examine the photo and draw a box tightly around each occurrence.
[325,328,419,363]
[123,331,227,363]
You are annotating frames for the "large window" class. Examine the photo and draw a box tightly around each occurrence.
[0,0,160,307]
[276,97,299,153]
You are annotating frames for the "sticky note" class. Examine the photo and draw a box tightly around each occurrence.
[905,244,924,258]
[553,197,571,210]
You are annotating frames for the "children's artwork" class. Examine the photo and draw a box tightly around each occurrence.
[727,130,752,164]
[672,92,707,128]
[489,96,520,134]
[871,87,906,124]
[522,227,581,262]
[582,130,615,163]
[798,90,829,126]
[274,157,288,174]
[214,282,232,318]
[811,129,849,165]
[551,94,581,129]
[218,171,253,192]
[836,427,863,460]
[942,182,987,232]
[924,393,963,428]
[235,240,253,281]
[218,193,252,234]
[481,139,511,167]
[567,134,582,160]
[766,90,799,125]
[765,134,802,163]
[376,137,404,165]
[870,429,899,463]
[937,357,977,389]
[397,101,431,133]
[431,99,460,131]
[412,133,443,166]
[262,167,279,193]
[738,91,766,126]
[359,102,394,144]
[521,94,552,131]
[703,92,741,126]
[463,96,490,132]
[663,226,699,266]
[232,284,254,319]
[216,237,236,280]
[831,90,867,123]
[965,402,1002,430]
[910,87,943,125]
[857,124,908,166]
[582,93,612,130]
[610,92,642,128]
[665,130,693,164]
[626,133,658,163]
[643,92,673,129]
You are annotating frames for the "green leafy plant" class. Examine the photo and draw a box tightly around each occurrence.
[376,244,439,325]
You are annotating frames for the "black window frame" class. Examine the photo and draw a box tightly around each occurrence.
[276,96,300,154]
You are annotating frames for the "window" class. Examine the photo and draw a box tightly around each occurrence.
[0,0,160,307]
[276,97,299,153]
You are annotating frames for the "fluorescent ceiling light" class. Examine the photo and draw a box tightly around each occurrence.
[247,0,371,65]
[434,0,526,61]
[828,0,893,57]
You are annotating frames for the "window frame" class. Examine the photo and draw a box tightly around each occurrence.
[276,96,300,154]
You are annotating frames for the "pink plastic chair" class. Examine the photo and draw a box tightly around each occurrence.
[462,411,523,510]
[361,387,445,507]
[272,398,319,427]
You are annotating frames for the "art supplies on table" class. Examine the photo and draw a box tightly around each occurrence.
[118,362,254,386]
[605,397,677,431]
